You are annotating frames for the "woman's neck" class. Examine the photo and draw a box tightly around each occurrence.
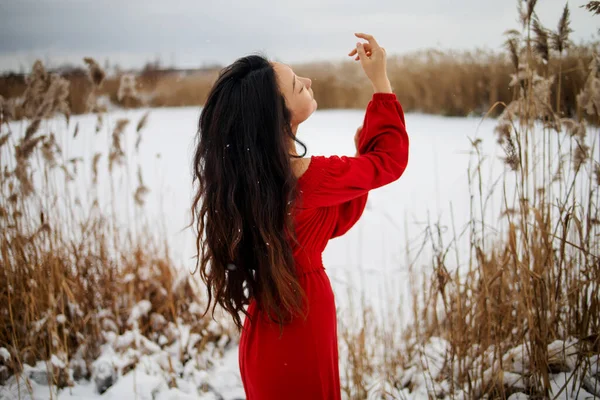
[289,124,300,157]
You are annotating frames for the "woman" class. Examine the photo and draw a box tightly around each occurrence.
[190,32,409,399]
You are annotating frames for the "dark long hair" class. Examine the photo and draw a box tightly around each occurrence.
[190,54,310,335]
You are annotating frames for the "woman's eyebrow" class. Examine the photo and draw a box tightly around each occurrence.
[292,74,296,92]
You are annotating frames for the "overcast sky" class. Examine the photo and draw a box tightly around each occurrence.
[0,0,597,72]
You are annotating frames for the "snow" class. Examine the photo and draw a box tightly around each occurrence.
[50,354,67,370]
[508,393,529,400]
[127,300,153,326]
[2,105,598,399]
[549,372,596,399]
[0,345,246,400]
[0,348,10,362]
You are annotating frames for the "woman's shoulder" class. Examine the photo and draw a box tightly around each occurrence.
[293,156,325,180]
[293,156,330,196]
[291,156,312,180]
[294,154,353,183]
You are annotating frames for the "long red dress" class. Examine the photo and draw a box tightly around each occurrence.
[238,92,409,399]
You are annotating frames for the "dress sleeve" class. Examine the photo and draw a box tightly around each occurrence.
[330,193,369,238]
[300,92,409,210]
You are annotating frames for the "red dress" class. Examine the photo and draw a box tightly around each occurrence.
[238,92,409,399]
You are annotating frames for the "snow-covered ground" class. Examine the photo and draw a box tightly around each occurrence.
[2,105,597,399]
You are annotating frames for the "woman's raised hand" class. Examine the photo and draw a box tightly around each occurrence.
[348,33,392,93]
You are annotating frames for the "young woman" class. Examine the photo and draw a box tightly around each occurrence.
[190,32,409,399]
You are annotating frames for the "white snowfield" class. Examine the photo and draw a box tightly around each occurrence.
[1,105,596,399]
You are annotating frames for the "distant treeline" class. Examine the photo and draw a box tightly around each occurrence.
[0,44,596,120]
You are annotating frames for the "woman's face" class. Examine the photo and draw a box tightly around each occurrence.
[271,61,317,128]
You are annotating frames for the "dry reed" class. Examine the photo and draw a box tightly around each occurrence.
[336,2,600,399]
[0,58,234,397]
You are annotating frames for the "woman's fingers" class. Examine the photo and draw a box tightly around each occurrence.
[348,43,373,56]
[354,52,371,61]
[351,52,372,61]
[354,32,380,49]
[348,46,372,60]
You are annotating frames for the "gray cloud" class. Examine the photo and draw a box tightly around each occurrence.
[0,0,597,72]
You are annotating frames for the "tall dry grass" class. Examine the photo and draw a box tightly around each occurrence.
[337,2,600,399]
[0,59,234,397]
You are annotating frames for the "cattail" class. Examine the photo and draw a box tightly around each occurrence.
[503,136,520,171]
[24,118,41,141]
[135,134,142,153]
[134,165,149,206]
[583,1,600,15]
[15,158,34,197]
[575,120,587,140]
[60,164,75,181]
[532,17,549,64]
[41,133,59,168]
[42,74,70,118]
[73,122,79,138]
[113,118,128,137]
[494,121,512,145]
[508,64,529,88]
[552,158,564,182]
[504,30,520,71]
[527,0,538,22]
[92,153,102,184]
[136,112,149,133]
[561,118,577,136]
[470,138,482,149]
[576,56,600,116]
[135,112,149,152]
[21,60,49,118]
[573,141,589,172]
[108,148,125,173]
[83,57,105,87]
[0,95,15,123]
[594,163,600,186]
[501,207,518,217]
[16,135,46,160]
[551,4,573,54]
[559,117,585,139]
[531,75,553,107]
[68,157,83,175]
[0,133,10,148]
[24,71,71,120]
[95,114,103,133]
[31,223,51,240]
[109,119,128,171]
[518,0,538,28]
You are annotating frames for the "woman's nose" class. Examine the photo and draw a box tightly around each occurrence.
[305,78,312,89]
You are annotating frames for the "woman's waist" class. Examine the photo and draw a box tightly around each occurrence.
[293,248,325,274]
